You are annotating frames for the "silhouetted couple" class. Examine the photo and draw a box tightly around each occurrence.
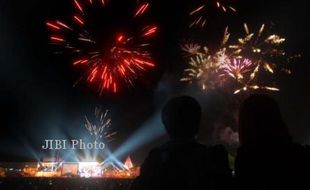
[235,95,310,189]
[132,95,310,190]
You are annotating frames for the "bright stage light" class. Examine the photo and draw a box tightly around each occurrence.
[78,162,101,178]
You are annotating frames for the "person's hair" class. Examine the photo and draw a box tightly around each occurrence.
[161,96,201,139]
[239,94,292,146]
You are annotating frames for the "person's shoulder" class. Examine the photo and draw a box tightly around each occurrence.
[206,144,228,155]
[297,144,310,151]
[193,144,229,161]
[292,143,310,156]
[146,145,172,160]
[289,143,310,152]
[139,147,163,171]
[303,144,310,151]
[192,142,209,150]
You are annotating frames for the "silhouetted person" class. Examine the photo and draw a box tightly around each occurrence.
[132,96,232,190]
[235,94,310,190]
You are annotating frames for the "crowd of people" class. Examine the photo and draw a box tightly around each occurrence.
[132,95,310,190]
[0,178,133,190]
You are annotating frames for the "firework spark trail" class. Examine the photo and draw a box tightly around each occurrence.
[221,58,279,94]
[229,23,286,74]
[135,2,150,17]
[85,107,117,142]
[227,23,289,93]
[189,0,237,28]
[46,0,158,94]
[181,24,293,94]
[181,47,226,91]
[181,27,231,91]
[223,58,253,80]
[181,43,202,56]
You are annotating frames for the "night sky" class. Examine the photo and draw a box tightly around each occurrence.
[1,0,310,164]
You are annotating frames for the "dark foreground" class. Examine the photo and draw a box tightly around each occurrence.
[0,177,133,190]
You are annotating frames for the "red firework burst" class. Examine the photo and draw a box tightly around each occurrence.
[46,0,158,94]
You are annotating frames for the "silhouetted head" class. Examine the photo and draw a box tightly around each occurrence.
[239,94,292,147]
[162,96,201,140]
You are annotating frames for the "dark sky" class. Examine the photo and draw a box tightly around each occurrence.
[0,0,310,164]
